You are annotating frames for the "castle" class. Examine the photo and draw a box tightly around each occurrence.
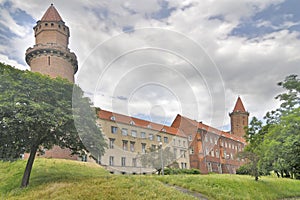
[25,4,249,174]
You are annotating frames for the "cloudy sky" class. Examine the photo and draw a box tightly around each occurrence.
[0,0,299,130]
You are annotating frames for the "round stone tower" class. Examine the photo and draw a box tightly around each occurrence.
[25,4,77,83]
[229,97,249,137]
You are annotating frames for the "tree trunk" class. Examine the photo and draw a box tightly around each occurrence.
[21,144,38,188]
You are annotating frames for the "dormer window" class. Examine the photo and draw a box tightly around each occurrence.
[130,121,135,125]
[110,116,115,121]
[161,128,166,132]
[147,124,151,129]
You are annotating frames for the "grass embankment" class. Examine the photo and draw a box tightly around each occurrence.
[0,159,195,200]
[156,174,300,200]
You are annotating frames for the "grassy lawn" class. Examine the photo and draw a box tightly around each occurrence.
[155,174,300,200]
[0,159,195,200]
[1,159,299,200]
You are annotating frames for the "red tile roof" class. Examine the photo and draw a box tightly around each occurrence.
[233,97,246,112]
[41,4,63,22]
[172,114,246,143]
[98,109,187,138]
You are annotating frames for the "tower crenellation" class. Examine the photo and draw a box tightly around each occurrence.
[25,4,77,83]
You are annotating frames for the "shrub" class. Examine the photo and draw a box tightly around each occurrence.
[236,165,251,175]
[164,168,200,175]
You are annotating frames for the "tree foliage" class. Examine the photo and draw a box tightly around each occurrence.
[240,74,300,180]
[0,63,106,187]
[140,146,175,175]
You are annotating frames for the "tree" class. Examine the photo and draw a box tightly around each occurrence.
[239,117,264,181]
[0,63,106,187]
[260,75,300,179]
[140,146,175,175]
[242,74,300,180]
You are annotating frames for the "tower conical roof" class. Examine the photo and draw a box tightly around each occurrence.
[41,4,63,22]
[233,97,246,112]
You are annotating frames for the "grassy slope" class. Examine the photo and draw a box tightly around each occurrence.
[0,159,195,200]
[156,174,300,200]
[1,159,299,200]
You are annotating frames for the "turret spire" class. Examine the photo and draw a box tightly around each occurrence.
[41,4,63,22]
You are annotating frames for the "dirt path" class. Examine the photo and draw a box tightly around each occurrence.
[164,183,209,200]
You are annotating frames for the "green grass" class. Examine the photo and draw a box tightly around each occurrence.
[0,159,195,200]
[1,159,299,200]
[155,174,300,200]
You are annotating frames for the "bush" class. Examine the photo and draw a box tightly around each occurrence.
[236,165,251,175]
[164,168,200,175]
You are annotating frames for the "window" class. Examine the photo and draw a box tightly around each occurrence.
[122,128,128,136]
[189,147,194,154]
[122,140,128,151]
[183,141,186,147]
[162,128,166,132]
[206,148,209,155]
[230,153,233,160]
[130,121,135,125]
[216,149,219,158]
[157,135,161,142]
[225,142,228,148]
[188,135,192,141]
[181,162,187,169]
[141,143,146,153]
[45,23,48,26]
[109,156,114,166]
[229,143,231,149]
[205,135,208,142]
[141,132,146,139]
[109,138,115,149]
[110,116,115,121]
[209,136,213,144]
[178,140,181,146]
[131,130,137,138]
[51,23,54,27]
[164,137,168,143]
[180,150,186,158]
[173,138,176,145]
[132,158,137,167]
[174,148,177,158]
[121,157,126,166]
[224,150,227,159]
[151,144,156,150]
[207,162,212,172]
[211,150,214,157]
[147,124,152,129]
[149,134,153,141]
[214,138,218,144]
[130,141,135,152]
[48,56,50,65]
[111,126,118,134]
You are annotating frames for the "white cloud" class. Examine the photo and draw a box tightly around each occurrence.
[1,0,299,130]
[0,54,28,70]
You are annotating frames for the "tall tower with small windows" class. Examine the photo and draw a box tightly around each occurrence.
[25,4,77,83]
[23,4,79,161]
[229,97,249,137]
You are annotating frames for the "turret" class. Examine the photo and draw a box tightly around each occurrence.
[229,97,249,137]
[25,4,77,83]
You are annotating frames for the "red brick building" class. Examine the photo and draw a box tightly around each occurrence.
[171,97,248,174]
[25,4,78,83]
